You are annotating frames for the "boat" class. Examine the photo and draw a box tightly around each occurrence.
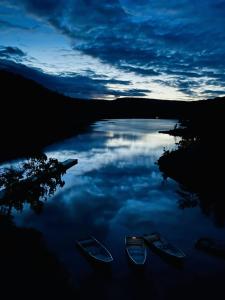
[125,236,147,265]
[195,237,225,257]
[76,236,113,263]
[143,233,186,259]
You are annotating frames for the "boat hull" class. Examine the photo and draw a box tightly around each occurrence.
[144,233,185,259]
[125,236,147,265]
[77,236,113,263]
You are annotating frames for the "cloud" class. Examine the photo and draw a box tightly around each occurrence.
[203,90,225,96]
[0,19,32,30]
[1,0,225,98]
[3,0,66,17]
[0,58,151,99]
[0,46,27,62]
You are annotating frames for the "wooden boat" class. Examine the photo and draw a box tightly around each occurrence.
[143,233,186,259]
[76,236,113,263]
[195,238,225,257]
[125,236,147,265]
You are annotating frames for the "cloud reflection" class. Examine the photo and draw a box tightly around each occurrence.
[12,119,225,284]
[15,120,179,241]
[46,120,177,176]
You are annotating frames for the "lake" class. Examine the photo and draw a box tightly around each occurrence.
[11,119,225,299]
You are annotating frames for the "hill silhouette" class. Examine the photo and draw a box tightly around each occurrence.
[0,70,93,161]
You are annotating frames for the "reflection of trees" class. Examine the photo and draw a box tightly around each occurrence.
[159,131,225,227]
[0,154,65,216]
[176,186,198,209]
[176,183,225,227]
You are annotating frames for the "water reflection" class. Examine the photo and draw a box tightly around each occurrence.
[9,119,225,297]
[34,120,178,237]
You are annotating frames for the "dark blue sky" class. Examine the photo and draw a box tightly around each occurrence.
[0,0,225,100]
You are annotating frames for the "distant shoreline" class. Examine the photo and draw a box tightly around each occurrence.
[1,69,224,163]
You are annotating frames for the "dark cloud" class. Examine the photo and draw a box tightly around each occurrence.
[0,58,150,99]
[0,46,27,62]
[12,0,65,17]
[204,90,225,96]
[0,19,32,30]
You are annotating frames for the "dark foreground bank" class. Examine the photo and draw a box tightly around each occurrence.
[0,214,77,299]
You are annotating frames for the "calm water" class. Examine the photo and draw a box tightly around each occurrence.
[12,119,225,299]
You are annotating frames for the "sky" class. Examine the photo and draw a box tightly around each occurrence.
[0,0,225,100]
